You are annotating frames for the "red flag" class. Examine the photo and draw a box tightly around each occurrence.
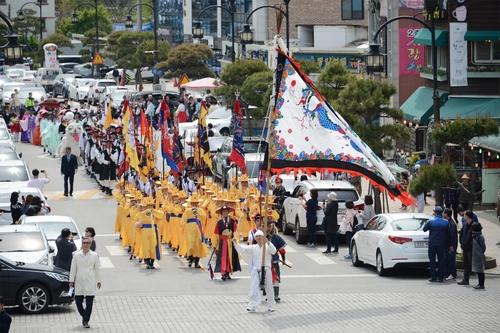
[233,98,243,118]
[140,108,150,142]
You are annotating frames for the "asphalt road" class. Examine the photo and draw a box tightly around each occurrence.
[8,142,500,333]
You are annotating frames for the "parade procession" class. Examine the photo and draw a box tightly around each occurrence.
[1,0,500,332]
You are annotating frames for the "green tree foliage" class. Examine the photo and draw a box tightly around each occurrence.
[297,60,320,74]
[409,164,457,196]
[318,60,353,101]
[432,117,499,148]
[240,71,273,119]
[41,33,73,48]
[334,77,410,156]
[219,59,269,86]
[157,43,213,79]
[58,5,113,36]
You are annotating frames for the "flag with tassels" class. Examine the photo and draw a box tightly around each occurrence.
[121,101,140,171]
[229,98,246,170]
[160,104,179,173]
[198,101,213,171]
[104,96,113,129]
[172,126,184,173]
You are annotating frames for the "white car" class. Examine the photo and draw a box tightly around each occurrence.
[18,86,47,105]
[0,75,12,90]
[5,68,25,80]
[178,105,232,138]
[108,87,131,108]
[0,224,53,266]
[2,82,25,104]
[0,187,49,225]
[22,215,82,254]
[87,79,117,105]
[0,127,15,150]
[0,160,31,188]
[21,70,38,84]
[282,180,364,244]
[351,213,432,276]
[68,78,95,101]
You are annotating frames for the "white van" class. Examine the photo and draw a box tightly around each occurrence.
[36,67,63,91]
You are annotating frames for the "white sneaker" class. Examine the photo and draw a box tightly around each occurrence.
[246,306,256,312]
[445,275,455,281]
[268,308,275,312]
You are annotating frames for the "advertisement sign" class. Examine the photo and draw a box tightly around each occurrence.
[399,28,425,76]
[449,22,468,87]
[399,0,424,9]
[43,43,58,69]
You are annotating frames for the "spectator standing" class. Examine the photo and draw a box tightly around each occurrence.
[54,228,77,271]
[444,208,458,281]
[61,147,78,196]
[471,223,486,289]
[358,195,375,226]
[27,169,50,192]
[85,227,97,251]
[342,201,356,259]
[458,211,476,286]
[322,192,339,254]
[423,206,449,282]
[301,189,319,248]
[0,296,12,333]
[112,68,120,85]
[69,237,101,329]
[9,192,23,224]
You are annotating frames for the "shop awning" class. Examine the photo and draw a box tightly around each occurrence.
[440,97,500,120]
[414,29,449,47]
[400,87,448,124]
[464,30,500,41]
[470,128,500,153]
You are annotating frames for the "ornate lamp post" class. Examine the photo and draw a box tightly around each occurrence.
[17,0,44,41]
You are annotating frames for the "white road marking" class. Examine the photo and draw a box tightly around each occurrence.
[284,244,297,253]
[234,273,376,279]
[105,245,128,256]
[99,257,115,268]
[95,233,120,237]
[304,252,337,265]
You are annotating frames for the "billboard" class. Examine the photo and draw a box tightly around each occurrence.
[399,28,425,76]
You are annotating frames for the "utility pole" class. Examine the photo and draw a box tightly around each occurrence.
[136,0,142,32]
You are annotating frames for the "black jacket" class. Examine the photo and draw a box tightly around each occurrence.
[0,309,12,333]
[447,219,458,249]
[54,236,77,271]
[323,201,339,234]
[60,154,78,176]
[459,222,473,252]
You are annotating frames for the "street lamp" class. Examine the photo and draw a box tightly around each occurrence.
[16,0,44,41]
[244,0,290,52]
[72,0,100,73]
[240,24,253,45]
[71,13,78,24]
[194,0,236,62]
[366,44,384,74]
[2,33,23,65]
[125,1,160,84]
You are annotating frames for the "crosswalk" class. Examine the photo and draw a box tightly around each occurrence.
[45,190,112,201]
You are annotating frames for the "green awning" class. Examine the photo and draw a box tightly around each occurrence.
[440,97,500,120]
[414,29,449,47]
[470,128,500,153]
[464,30,500,41]
[400,87,448,124]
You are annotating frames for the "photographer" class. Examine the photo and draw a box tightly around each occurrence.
[27,169,50,192]
[55,228,77,271]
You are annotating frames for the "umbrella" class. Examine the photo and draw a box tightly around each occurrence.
[39,98,62,111]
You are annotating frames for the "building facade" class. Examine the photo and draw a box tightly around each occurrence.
[0,0,56,39]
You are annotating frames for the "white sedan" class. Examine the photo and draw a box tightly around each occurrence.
[351,213,431,276]
[21,215,82,254]
[68,78,95,101]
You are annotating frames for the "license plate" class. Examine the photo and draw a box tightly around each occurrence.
[414,241,428,248]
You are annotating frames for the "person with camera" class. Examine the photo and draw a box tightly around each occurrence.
[27,169,50,192]
[55,228,77,272]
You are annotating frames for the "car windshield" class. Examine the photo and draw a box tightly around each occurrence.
[246,160,261,179]
[391,218,428,231]
[0,232,45,252]
[317,189,358,202]
[244,142,265,153]
[0,129,10,140]
[29,222,79,241]
[0,152,18,160]
[0,166,29,182]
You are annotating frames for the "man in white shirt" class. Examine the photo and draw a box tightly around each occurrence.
[234,230,276,312]
[69,237,101,329]
[27,169,50,192]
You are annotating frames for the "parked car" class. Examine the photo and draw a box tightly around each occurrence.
[351,213,432,276]
[0,146,22,161]
[2,82,25,104]
[178,105,231,138]
[0,187,49,225]
[0,160,31,188]
[68,78,95,101]
[282,180,364,244]
[73,63,93,78]
[59,62,80,74]
[22,215,82,254]
[18,86,47,105]
[110,87,132,108]
[5,68,24,80]
[35,67,63,92]
[53,74,80,98]
[0,224,53,266]
[87,79,117,105]
[0,255,72,313]
[0,127,15,150]
[21,70,38,84]
[0,75,12,90]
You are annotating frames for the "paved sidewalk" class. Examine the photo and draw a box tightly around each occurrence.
[10,291,500,333]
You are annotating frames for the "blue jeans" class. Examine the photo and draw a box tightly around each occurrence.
[428,245,446,281]
[445,249,456,278]
[345,231,353,255]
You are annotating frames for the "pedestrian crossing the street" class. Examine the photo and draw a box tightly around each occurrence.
[45,190,112,201]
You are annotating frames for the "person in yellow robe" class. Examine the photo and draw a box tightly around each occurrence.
[182,193,209,268]
[137,201,161,269]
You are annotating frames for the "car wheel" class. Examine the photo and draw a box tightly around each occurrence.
[283,211,293,235]
[295,217,306,244]
[376,250,388,276]
[18,283,50,314]
[351,242,362,267]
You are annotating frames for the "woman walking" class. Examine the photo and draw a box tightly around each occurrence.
[471,223,486,289]
[301,189,319,248]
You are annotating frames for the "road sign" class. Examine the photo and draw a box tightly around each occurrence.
[93,53,104,65]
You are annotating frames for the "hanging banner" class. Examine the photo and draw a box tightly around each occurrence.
[449,22,468,87]
[399,28,425,76]
[43,43,58,70]
[399,0,424,9]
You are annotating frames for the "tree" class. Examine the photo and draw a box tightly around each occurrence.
[240,71,273,119]
[31,33,72,66]
[157,43,213,79]
[432,117,499,148]
[219,59,269,86]
[318,60,353,101]
[57,5,113,36]
[297,60,320,74]
[409,164,457,196]
[334,77,410,157]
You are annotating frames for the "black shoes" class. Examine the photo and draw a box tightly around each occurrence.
[473,285,485,290]
[83,322,90,328]
[322,250,331,254]
[429,279,437,282]
[457,280,469,285]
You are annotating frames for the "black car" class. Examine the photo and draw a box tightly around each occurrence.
[0,255,73,313]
